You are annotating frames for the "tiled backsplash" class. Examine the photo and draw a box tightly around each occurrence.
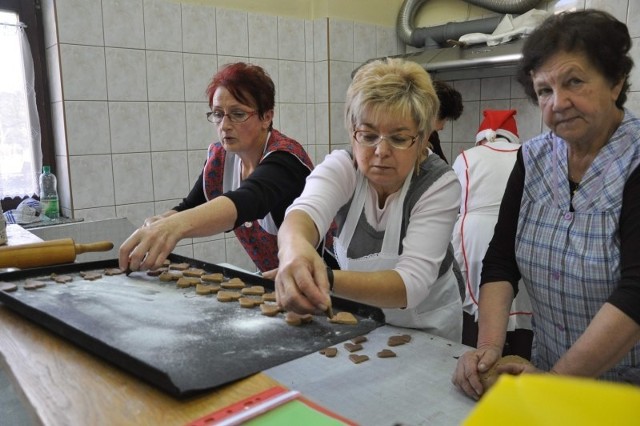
[40,0,640,270]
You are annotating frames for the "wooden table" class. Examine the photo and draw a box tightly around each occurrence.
[0,305,281,426]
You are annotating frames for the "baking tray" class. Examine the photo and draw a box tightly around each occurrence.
[0,254,384,398]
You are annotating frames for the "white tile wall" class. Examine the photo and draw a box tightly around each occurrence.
[46,0,640,268]
[103,0,145,49]
[105,48,148,101]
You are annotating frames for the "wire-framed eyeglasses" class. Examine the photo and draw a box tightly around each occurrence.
[206,109,258,124]
[353,130,418,150]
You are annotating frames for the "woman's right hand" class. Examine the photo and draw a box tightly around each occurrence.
[451,345,502,400]
[118,214,184,272]
[275,240,331,315]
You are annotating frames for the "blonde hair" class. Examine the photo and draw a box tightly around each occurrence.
[345,58,439,168]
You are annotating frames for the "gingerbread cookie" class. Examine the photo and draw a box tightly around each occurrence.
[319,347,338,358]
[51,274,73,284]
[329,311,358,325]
[80,271,102,281]
[158,270,182,282]
[387,334,412,347]
[221,277,245,289]
[176,277,200,288]
[239,297,261,308]
[377,349,397,358]
[0,282,18,292]
[217,290,241,302]
[351,335,368,344]
[201,273,224,283]
[344,342,363,353]
[146,268,167,277]
[182,268,205,278]
[260,303,281,317]
[285,312,313,326]
[349,354,369,364]
[262,292,276,302]
[241,285,265,296]
[169,262,190,271]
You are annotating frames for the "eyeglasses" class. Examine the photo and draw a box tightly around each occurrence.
[206,109,257,124]
[353,130,418,150]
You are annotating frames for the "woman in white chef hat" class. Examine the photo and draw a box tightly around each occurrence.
[451,109,533,357]
[275,57,464,341]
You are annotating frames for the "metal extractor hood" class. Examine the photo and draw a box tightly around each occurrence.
[378,0,543,81]
[396,37,526,81]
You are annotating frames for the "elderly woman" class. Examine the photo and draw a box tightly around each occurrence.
[452,9,640,399]
[275,58,463,341]
[119,62,318,273]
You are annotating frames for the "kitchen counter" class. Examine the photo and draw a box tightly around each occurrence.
[0,305,281,425]
[0,232,476,424]
[0,300,476,425]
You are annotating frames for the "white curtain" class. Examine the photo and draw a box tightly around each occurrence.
[0,22,42,198]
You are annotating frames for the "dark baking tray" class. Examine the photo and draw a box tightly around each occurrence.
[0,254,384,398]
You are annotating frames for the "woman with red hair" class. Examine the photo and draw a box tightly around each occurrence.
[119,62,331,273]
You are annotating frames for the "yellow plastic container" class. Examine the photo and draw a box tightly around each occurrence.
[464,374,640,426]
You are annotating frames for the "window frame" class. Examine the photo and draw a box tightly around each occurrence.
[0,0,55,211]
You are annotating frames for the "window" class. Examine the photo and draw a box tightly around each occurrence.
[0,0,54,211]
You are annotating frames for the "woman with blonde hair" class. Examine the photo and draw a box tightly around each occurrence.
[275,58,463,340]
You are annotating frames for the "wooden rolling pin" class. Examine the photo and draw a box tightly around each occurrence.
[0,238,114,269]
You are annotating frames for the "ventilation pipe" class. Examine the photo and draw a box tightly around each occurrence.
[397,0,543,49]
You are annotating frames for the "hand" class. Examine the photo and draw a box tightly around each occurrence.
[261,268,278,280]
[451,345,502,400]
[118,216,184,272]
[495,360,540,376]
[143,214,164,227]
[275,241,331,315]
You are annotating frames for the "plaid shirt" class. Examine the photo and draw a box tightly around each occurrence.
[517,109,640,382]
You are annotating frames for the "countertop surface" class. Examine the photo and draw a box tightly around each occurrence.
[0,225,477,425]
[266,324,476,425]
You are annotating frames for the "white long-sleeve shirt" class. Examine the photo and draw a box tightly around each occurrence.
[287,149,461,309]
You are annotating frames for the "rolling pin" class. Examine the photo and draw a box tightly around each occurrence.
[0,238,114,269]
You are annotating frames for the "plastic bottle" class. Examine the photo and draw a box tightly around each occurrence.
[39,165,60,219]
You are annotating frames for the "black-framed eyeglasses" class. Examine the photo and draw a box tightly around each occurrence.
[206,109,258,124]
[353,130,418,150]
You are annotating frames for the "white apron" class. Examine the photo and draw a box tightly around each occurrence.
[334,171,462,341]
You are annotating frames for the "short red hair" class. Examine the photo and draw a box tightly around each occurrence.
[206,62,275,129]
